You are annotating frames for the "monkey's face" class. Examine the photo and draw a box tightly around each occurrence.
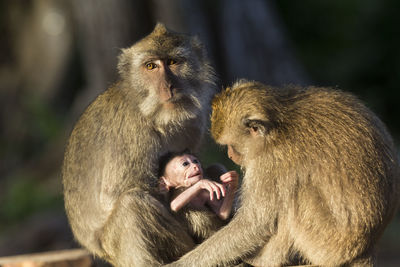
[162,154,204,188]
[142,58,183,107]
[211,80,279,167]
[227,145,243,165]
[117,24,216,124]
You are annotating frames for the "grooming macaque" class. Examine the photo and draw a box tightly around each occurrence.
[167,80,400,266]
[158,151,238,241]
[62,24,216,266]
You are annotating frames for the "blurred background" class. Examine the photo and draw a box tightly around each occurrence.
[0,0,399,265]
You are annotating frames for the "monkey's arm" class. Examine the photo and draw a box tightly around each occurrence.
[170,184,204,212]
[171,180,226,212]
[208,171,238,220]
[213,185,237,220]
[166,205,268,267]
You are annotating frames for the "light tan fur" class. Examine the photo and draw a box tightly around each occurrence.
[167,80,400,267]
[62,24,216,266]
[172,164,235,244]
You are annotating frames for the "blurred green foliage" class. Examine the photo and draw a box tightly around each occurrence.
[0,175,63,231]
[22,93,64,152]
[0,92,63,164]
[0,91,65,233]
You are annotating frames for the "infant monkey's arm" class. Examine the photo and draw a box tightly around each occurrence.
[209,171,239,220]
[170,180,226,212]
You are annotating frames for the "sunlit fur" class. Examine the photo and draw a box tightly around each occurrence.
[171,164,230,244]
[117,23,215,128]
[168,80,400,267]
[62,23,216,266]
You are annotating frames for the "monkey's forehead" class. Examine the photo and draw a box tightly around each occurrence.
[152,33,189,47]
[133,32,192,52]
[136,47,192,59]
[211,86,270,140]
[126,37,195,63]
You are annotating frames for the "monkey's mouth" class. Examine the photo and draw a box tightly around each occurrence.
[169,89,184,101]
[186,171,202,183]
[161,90,183,108]
[188,171,201,178]
[160,85,179,103]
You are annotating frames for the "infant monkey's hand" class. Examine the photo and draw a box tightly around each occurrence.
[220,171,239,189]
[197,179,226,200]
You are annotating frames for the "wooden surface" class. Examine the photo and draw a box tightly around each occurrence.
[0,249,92,267]
[0,249,321,267]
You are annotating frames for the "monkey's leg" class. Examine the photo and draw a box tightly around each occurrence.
[100,189,195,267]
[165,210,269,267]
[180,208,226,242]
[245,225,292,267]
[348,255,374,267]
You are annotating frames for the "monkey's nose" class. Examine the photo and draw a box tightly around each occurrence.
[160,85,173,101]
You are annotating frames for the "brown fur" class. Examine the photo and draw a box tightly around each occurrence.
[167,80,400,267]
[62,24,216,266]
[173,164,232,244]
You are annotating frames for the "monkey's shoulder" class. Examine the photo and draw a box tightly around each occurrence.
[286,86,372,117]
[76,85,147,126]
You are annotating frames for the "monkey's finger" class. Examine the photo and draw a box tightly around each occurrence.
[205,185,214,200]
[220,176,233,184]
[210,183,221,199]
[219,174,228,182]
[220,171,236,181]
[221,177,233,183]
[216,183,226,197]
[219,172,229,181]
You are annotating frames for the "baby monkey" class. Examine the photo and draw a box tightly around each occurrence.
[158,151,238,221]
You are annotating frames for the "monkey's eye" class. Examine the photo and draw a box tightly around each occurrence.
[146,63,157,70]
[167,59,177,65]
[193,159,199,164]
[182,161,189,167]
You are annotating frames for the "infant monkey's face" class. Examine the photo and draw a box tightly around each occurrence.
[165,154,204,188]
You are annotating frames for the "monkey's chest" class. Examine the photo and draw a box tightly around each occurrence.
[188,190,221,210]
[157,122,202,152]
[187,194,208,210]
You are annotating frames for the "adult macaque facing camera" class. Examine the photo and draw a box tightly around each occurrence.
[62,23,216,267]
[166,80,400,267]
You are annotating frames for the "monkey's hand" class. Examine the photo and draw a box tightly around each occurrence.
[220,171,239,189]
[196,179,226,201]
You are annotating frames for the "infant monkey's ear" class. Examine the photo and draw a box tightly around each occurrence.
[159,177,170,192]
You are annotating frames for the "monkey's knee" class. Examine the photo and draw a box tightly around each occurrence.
[100,190,195,266]
[348,255,374,267]
[245,231,293,267]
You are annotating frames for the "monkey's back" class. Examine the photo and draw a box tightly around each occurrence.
[280,87,400,261]
[290,87,399,197]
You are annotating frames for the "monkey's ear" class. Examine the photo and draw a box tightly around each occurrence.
[153,23,168,35]
[191,36,206,59]
[159,177,170,192]
[117,48,130,76]
[243,119,267,137]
